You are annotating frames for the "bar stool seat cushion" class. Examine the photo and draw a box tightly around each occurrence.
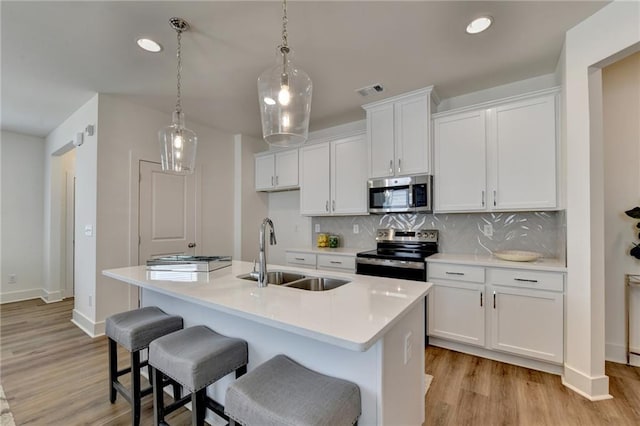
[149,325,248,393]
[105,306,183,352]
[225,354,361,426]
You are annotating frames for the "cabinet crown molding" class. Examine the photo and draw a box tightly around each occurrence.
[433,86,560,119]
[362,85,438,110]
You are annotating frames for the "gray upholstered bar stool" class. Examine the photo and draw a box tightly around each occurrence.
[106,306,183,426]
[149,325,249,426]
[225,354,361,426]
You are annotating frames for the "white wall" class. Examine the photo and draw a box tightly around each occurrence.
[602,52,640,366]
[45,95,98,320]
[0,131,45,302]
[267,191,311,266]
[562,0,640,400]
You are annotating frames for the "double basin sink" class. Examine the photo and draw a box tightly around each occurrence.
[238,271,350,292]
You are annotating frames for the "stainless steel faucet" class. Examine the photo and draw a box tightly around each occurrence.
[258,218,277,287]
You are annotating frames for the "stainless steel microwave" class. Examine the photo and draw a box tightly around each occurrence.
[368,175,433,214]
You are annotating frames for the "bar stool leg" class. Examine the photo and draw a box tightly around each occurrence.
[152,366,166,426]
[108,338,117,403]
[172,381,181,400]
[131,351,142,426]
[191,389,206,426]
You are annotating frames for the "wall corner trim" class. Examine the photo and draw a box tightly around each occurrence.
[562,364,612,401]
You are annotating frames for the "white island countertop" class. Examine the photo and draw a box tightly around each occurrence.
[427,253,567,272]
[103,261,431,352]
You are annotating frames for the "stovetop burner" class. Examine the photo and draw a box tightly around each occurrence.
[357,228,439,262]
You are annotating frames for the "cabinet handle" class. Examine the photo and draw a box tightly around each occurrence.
[294,257,305,261]
[480,292,483,307]
[482,190,485,207]
[275,175,279,186]
[514,278,539,283]
[389,160,393,175]
[493,190,497,207]
[330,260,342,264]
[332,200,336,211]
[493,291,496,309]
[325,200,329,212]
[445,271,465,276]
[398,158,402,174]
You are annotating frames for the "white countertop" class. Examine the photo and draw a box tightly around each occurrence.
[103,261,430,352]
[286,247,368,256]
[426,253,566,272]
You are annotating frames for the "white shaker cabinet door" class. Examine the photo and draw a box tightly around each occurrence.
[367,103,395,178]
[492,95,557,210]
[255,154,275,191]
[274,149,299,188]
[394,94,429,176]
[428,281,485,347]
[300,143,331,215]
[489,285,563,364]
[331,134,368,215]
[434,110,487,212]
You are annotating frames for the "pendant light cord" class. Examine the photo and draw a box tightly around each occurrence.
[175,29,183,114]
[280,0,289,54]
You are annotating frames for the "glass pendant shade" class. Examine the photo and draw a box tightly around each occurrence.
[159,111,197,174]
[258,48,312,147]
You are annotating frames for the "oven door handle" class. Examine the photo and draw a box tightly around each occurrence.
[356,257,425,270]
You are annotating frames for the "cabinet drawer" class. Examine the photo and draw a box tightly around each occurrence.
[428,263,485,283]
[488,268,564,292]
[285,252,317,267]
[317,254,355,272]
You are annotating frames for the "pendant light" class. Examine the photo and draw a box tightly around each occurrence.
[258,0,312,147]
[159,18,197,174]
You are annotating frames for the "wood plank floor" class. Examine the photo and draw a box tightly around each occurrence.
[1,298,639,425]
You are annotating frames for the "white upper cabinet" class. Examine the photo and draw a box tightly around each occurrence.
[433,89,559,213]
[364,87,436,178]
[300,133,368,216]
[255,149,299,192]
[434,110,487,212]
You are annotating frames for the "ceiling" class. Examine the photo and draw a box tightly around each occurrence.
[2,1,609,139]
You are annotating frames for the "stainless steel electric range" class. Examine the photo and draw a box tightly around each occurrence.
[356,228,439,282]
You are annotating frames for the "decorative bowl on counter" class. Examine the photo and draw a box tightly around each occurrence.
[493,250,543,262]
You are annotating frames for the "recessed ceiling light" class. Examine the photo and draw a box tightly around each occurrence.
[466,16,493,34]
[137,38,162,53]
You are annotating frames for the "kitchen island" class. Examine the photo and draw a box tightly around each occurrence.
[103,261,431,426]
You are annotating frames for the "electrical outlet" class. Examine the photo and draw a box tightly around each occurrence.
[353,224,359,234]
[88,295,92,307]
[314,224,320,233]
[404,331,413,365]
[8,274,17,284]
[483,224,493,237]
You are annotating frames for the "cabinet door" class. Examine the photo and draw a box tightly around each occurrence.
[395,94,429,176]
[491,95,557,210]
[331,134,368,215]
[300,143,331,215]
[428,281,485,347]
[275,149,298,188]
[255,154,275,191]
[434,110,487,212]
[367,103,395,178]
[489,285,563,363]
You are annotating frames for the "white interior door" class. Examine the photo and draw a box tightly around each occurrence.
[139,160,198,263]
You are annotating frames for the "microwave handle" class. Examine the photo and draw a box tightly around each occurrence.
[408,182,414,206]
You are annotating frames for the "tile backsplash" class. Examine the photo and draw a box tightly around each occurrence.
[312,211,566,262]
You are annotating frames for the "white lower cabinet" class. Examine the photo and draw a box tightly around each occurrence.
[428,262,565,366]
[285,250,356,273]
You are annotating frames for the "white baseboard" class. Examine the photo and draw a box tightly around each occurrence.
[40,288,63,303]
[429,337,564,375]
[605,342,640,367]
[71,309,105,338]
[562,364,612,401]
[0,288,42,304]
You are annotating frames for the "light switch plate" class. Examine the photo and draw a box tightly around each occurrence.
[314,224,320,233]
[353,224,359,234]
[84,225,93,236]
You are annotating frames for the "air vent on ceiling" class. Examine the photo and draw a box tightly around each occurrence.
[356,83,384,97]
